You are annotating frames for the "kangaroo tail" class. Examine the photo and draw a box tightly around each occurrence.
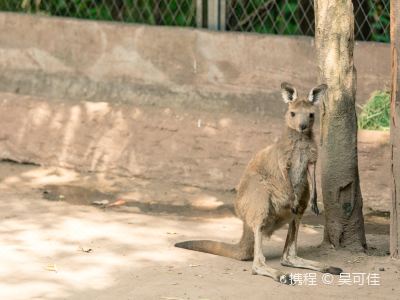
[175,224,254,261]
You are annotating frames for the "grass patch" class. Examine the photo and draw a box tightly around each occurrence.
[358,90,390,131]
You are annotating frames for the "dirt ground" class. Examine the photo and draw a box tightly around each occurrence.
[0,106,398,300]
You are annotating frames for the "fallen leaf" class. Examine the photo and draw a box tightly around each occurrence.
[78,247,93,253]
[45,264,58,272]
[107,199,127,207]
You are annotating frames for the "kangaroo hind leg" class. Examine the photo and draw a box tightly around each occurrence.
[251,225,295,285]
[281,217,343,275]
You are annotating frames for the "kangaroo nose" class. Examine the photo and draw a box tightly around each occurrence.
[300,124,307,131]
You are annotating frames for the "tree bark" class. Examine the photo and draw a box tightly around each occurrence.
[390,0,400,259]
[314,0,367,251]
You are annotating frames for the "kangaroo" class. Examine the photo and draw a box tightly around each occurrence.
[175,83,343,284]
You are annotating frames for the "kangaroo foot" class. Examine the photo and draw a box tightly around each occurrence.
[252,262,296,285]
[281,256,343,275]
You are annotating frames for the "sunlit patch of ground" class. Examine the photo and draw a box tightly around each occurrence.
[0,162,398,300]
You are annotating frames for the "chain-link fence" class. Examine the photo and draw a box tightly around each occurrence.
[226,0,389,42]
[0,0,390,42]
[0,0,197,26]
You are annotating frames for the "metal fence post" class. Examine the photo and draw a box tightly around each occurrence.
[207,0,225,31]
[196,0,203,28]
[207,0,218,30]
[219,0,226,31]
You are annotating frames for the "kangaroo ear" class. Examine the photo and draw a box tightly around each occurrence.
[308,84,327,105]
[281,82,298,103]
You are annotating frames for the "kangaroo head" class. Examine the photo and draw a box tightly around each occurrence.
[281,82,327,133]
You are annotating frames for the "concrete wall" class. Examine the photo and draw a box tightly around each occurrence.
[0,12,391,187]
[0,12,390,116]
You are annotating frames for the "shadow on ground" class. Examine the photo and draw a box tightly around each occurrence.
[0,162,397,300]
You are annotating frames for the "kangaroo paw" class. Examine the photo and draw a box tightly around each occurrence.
[291,195,300,215]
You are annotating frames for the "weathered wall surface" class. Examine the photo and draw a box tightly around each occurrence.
[0,92,282,190]
[0,12,391,189]
[0,13,390,115]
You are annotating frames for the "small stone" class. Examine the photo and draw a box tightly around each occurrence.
[379,267,385,271]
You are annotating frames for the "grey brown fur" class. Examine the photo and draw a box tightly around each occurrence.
[175,83,343,284]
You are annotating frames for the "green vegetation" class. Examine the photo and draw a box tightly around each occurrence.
[227,0,302,34]
[0,0,390,42]
[0,0,196,26]
[358,90,390,131]
[369,0,390,42]
[226,0,389,42]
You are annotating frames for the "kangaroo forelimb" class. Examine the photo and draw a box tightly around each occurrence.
[307,163,319,215]
[284,162,299,215]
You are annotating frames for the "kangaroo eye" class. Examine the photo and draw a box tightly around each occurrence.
[309,113,315,118]
[290,112,295,117]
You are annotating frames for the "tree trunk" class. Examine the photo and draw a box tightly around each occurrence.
[390,0,400,259]
[314,0,367,251]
